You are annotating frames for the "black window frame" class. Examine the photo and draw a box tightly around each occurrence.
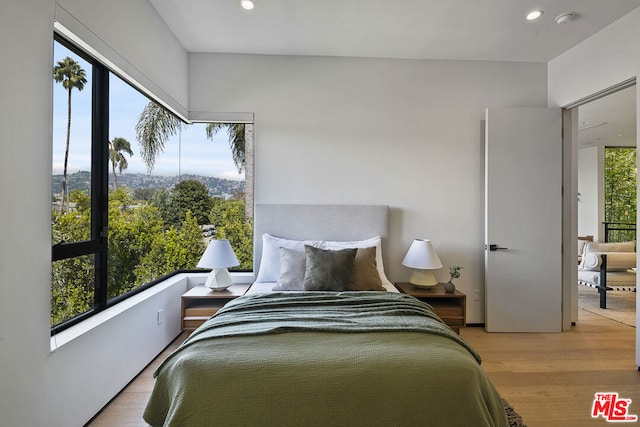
[52,35,109,334]
[52,35,254,335]
[51,35,182,335]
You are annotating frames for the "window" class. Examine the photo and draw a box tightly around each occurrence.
[52,36,253,333]
[603,147,636,242]
[52,39,105,328]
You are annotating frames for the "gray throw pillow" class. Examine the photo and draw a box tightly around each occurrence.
[272,247,306,291]
[302,245,357,291]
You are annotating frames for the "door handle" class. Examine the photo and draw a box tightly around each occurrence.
[485,244,508,251]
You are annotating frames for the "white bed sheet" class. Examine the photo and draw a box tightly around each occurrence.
[246,281,399,294]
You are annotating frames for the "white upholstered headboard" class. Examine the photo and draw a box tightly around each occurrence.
[253,204,390,276]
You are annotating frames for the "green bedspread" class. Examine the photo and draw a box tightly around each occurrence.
[144,292,508,427]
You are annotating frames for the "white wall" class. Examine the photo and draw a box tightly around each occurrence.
[189,53,549,324]
[548,9,640,109]
[55,0,189,118]
[44,277,186,426]
[578,146,602,239]
[548,7,640,367]
[9,0,636,424]
[3,4,549,413]
[0,1,55,425]
[0,1,190,426]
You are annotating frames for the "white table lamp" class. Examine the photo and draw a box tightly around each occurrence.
[197,239,240,290]
[402,239,443,288]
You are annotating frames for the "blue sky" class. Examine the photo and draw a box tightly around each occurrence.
[53,42,243,181]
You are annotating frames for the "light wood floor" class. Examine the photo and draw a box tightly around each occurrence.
[87,309,639,427]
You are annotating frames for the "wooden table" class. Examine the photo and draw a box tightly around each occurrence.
[180,283,251,331]
[394,282,466,334]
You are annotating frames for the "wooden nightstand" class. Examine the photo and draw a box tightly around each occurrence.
[181,283,251,331]
[395,282,466,334]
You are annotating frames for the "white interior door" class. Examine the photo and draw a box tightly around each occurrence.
[485,107,563,332]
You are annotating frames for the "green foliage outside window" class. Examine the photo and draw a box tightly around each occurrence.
[604,147,637,242]
[208,198,253,270]
[51,184,252,326]
[52,255,95,325]
[52,39,253,332]
[162,180,214,226]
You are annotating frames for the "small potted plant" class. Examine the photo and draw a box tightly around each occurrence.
[445,265,463,293]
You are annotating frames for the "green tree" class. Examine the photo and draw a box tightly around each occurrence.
[149,188,172,224]
[51,255,94,325]
[604,147,637,241]
[209,198,253,270]
[51,191,92,325]
[67,188,91,213]
[51,199,91,244]
[136,211,205,283]
[53,56,87,212]
[107,188,165,297]
[166,180,213,226]
[51,186,210,325]
[133,187,158,201]
[109,137,134,190]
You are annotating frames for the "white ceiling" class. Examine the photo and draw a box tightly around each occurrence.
[149,0,640,62]
[148,0,639,148]
[579,86,636,149]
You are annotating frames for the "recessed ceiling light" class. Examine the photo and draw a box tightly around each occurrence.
[240,0,254,10]
[526,10,544,20]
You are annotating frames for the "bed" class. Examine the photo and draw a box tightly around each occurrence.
[143,204,509,427]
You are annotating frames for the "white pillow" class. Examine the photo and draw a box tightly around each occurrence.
[577,239,588,257]
[579,252,602,270]
[323,236,392,287]
[255,234,318,283]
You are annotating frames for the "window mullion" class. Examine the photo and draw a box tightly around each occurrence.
[92,64,109,309]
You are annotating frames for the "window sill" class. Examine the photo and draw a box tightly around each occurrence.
[186,271,254,288]
[50,274,189,352]
[49,272,254,352]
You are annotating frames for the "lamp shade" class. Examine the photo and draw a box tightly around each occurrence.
[197,239,240,269]
[197,240,239,290]
[402,239,442,288]
[402,239,442,269]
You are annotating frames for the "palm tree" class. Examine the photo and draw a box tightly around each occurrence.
[135,101,184,172]
[205,123,246,173]
[109,137,134,190]
[206,123,251,220]
[53,57,87,212]
[135,101,247,173]
[135,102,252,219]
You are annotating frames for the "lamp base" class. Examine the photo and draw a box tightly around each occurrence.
[409,270,438,288]
[204,268,234,291]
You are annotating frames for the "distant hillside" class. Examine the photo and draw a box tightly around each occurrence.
[52,171,244,198]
